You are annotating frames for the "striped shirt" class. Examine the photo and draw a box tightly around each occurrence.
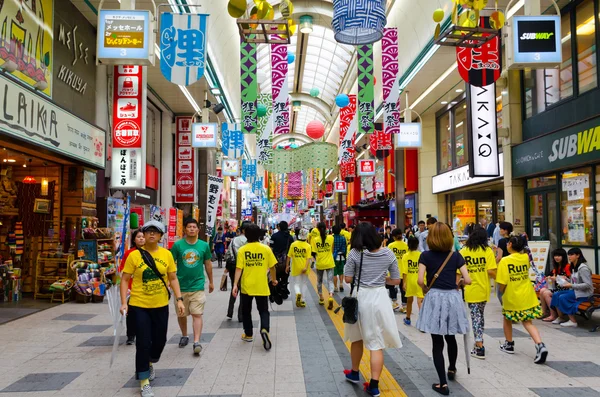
[344,248,400,288]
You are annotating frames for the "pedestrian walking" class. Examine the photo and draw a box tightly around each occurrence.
[388,229,408,312]
[213,227,225,268]
[401,237,423,325]
[311,222,335,309]
[286,228,311,307]
[332,225,347,293]
[225,221,250,321]
[118,229,145,346]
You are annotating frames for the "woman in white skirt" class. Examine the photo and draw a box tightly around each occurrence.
[343,222,402,397]
[416,223,471,396]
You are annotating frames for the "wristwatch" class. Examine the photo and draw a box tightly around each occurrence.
[176,297,184,302]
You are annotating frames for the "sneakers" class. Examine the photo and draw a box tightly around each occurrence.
[334,288,340,293]
[148,363,155,381]
[178,336,189,348]
[392,302,400,312]
[295,293,306,308]
[241,333,253,342]
[343,369,360,384]
[534,343,548,364]
[328,297,334,310]
[499,340,515,354]
[319,298,325,305]
[193,342,202,356]
[471,346,485,359]
[141,384,154,397]
[399,305,407,314]
[126,336,135,345]
[340,286,344,292]
[260,329,272,351]
[560,320,578,327]
[403,318,411,326]
[551,318,565,325]
[363,382,380,397]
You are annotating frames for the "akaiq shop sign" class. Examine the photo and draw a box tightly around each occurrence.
[512,116,600,178]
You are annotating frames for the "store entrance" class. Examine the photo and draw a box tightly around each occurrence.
[527,190,558,251]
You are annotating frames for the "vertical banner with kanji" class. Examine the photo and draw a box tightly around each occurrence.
[357,44,374,135]
[167,207,177,248]
[382,28,401,134]
[240,40,257,134]
[256,93,274,165]
[271,43,289,135]
[221,122,244,159]
[206,175,224,237]
[339,95,357,179]
[175,116,195,203]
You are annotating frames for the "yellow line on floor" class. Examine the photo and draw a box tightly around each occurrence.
[306,270,407,397]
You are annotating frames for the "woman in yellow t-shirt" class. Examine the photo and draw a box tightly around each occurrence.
[459,227,497,359]
[496,235,548,364]
[388,229,408,312]
[401,237,422,326]
[286,228,312,307]
[311,222,335,309]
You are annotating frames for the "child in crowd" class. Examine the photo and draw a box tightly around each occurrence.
[496,235,548,364]
[388,229,408,312]
[286,228,311,308]
[401,237,423,326]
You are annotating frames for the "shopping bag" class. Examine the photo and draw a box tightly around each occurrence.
[220,274,228,291]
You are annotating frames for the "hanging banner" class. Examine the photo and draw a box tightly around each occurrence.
[159,13,208,86]
[334,181,347,193]
[271,43,290,135]
[222,122,244,158]
[339,95,357,179]
[206,175,224,237]
[191,122,218,148]
[382,28,400,135]
[167,207,177,248]
[97,9,154,65]
[325,181,334,198]
[110,148,143,188]
[370,127,393,155]
[358,159,376,176]
[113,65,145,148]
[175,116,195,203]
[256,93,274,165]
[287,171,303,197]
[468,82,499,177]
[457,17,501,87]
[357,44,374,135]
[240,40,257,134]
[222,160,239,176]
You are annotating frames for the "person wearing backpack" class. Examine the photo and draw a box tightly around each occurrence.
[120,221,185,397]
[225,221,250,322]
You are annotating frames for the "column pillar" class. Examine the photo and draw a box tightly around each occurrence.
[418,114,447,221]
[394,149,405,228]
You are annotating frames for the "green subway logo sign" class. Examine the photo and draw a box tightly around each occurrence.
[520,32,554,40]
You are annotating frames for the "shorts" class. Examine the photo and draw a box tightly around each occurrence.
[334,260,345,276]
[175,290,206,317]
[502,305,542,322]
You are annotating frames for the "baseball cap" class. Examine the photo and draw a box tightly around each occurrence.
[141,220,165,234]
[298,228,309,241]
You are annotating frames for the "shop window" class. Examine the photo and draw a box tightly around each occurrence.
[527,175,557,189]
[455,104,468,167]
[576,0,597,94]
[560,167,593,246]
[438,111,452,172]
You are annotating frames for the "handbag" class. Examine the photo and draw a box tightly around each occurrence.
[219,274,228,291]
[422,251,453,294]
[337,250,363,324]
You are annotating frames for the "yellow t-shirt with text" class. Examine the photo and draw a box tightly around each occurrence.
[401,250,423,298]
[388,240,408,272]
[459,246,497,303]
[123,248,176,309]
[340,229,352,244]
[496,253,539,312]
[311,234,335,270]
[236,242,277,296]
[288,240,312,276]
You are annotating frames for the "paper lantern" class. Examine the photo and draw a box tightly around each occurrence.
[309,87,320,97]
[335,94,350,107]
[306,120,325,139]
[227,0,246,18]
[287,52,295,64]
[433,8,444,22]
[332,0,386,45]
[257,103,267,117]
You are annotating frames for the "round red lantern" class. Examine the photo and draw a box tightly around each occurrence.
[306,120,325,139]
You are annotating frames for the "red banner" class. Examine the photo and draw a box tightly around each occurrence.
[325,181,333,198]
[339,95,357,179]
[167,207,177,249]
[175,116,196,203]
[113,65,144,148]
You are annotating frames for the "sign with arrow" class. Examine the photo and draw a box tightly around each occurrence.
[467,82,499,177]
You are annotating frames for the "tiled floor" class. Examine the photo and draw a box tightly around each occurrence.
[0,298,58,324]
[0,264,599,396]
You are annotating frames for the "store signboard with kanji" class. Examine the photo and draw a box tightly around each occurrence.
[192,122,218,148]
[358,160,376,176]
[334,181,347,193]
[206,175,224,237]
[110,148,144,188]
[175,116,196,203]
[456,17,501,87]
[97,9,154,65]
[113,65,145,148]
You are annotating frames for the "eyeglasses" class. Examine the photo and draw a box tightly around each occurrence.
[145,230,160,235]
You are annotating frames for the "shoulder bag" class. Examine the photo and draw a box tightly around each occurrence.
[422,251,453,294]
[225,242,238,274]
[336,250,363,324]
[137,247,171,299]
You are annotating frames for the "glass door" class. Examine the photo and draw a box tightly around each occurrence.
[528,191,558,250]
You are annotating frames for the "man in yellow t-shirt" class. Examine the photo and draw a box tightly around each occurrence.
[232,224,278,351]
[387,229,408,311]
[340,222,352,244]
[286,228,311,307]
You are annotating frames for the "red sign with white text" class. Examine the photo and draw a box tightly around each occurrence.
[175,116,196,203]
[358,159,376,176]
[167,207,177,248]
[334,181,347,192]
[113,65,144,148]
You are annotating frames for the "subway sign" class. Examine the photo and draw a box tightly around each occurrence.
[512,116,600,178]
[507,16,562,69]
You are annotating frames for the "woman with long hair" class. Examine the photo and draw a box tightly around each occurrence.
[417,223,471,396]
[548,247,594,327]
[118,229,145,346]
[311,222,335,309]
[459,227,497,359]
[540,249,571,322]
[343,222,402,397]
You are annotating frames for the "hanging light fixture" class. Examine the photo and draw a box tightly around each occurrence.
[23,176,37,184]
[332,0,386,45]
[292,100,301,112]
[41,162,49,196]
[299,15,314,34]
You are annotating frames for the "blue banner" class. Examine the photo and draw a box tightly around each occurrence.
[222,123,243,158]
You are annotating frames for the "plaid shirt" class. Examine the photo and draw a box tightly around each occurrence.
[333,234,347,259]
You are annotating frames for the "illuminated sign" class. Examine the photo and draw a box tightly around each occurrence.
[97,9,154,65]
[468,83,499,177]
[507,16,562,69]
[395,122,422,148]
[191,123,218,148]
[334,181,347,193]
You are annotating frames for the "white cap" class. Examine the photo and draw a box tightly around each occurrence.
[298,228,309,240]
[141,220,165,234]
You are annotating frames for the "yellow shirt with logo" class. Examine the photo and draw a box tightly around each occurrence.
[311,234,335,270]
[308,228,319,244]
[288,240,312,276]
[459,246,497,303]
[123,248,177,309]
[340,229,352,244]
[388,240,408,272]
[401,250,423,298]
[496,253,539,312]
[236,242,277,296]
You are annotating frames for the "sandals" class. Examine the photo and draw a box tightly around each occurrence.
[432,384,450,396]
[447,369,456,381]
[178,336,189,348]
[542,316,557,322]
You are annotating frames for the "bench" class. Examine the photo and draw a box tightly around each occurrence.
[577,274,600,332]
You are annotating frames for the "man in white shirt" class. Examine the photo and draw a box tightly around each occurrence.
[418,217,437,252]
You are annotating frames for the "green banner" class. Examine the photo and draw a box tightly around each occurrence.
[256,93,273,165]
[357,44,375,135]
[265,142,338,173]
[240,40,257,134]
[512,116,600,178]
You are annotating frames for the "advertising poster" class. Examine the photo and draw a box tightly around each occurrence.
[528,241,550,279]
[567,205,585,243]
[167,207,177,249]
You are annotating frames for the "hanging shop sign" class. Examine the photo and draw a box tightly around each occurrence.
[456,17,501,87]
[382,28,400,135]
[113,65,145,148]
[111,148,143,188]
[175,116,196,203]
[339,95,357,179]
[432,153,504,194]
[0,0,53,97]
[467,83,499,177]
[167,207,178,248]
[0,75,105,168]
[358,160,376,176]
[325,181,334,198]
[395,122,422,148]
[191,122,218,148]
[159,13,208,86]
[222,160,240,176]
[511,115,600,178]
[97,9,154,65]
[206,175,224,236]
[507,16,562,70]
[240,41,257,134]
[334,181,347,193]
[357,44,374,135]
[222,122,244,159]
[271,43,289,135]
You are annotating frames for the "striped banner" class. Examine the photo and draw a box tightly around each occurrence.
[271,43,290,134]
[357,44,374,135]
[287,171,303,198]
[382,28,401,134]
[256,93,273,165]
[339,95,357,179]
[240,40,257,134]
[221,123,244,159]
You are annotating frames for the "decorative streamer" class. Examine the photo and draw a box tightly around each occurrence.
[265,142,338,173]
[287,171,303,198]
[339,95,357,179]
[271,43,290,134]
[240,40,258,134]
[357,44,375,135]
[382,28,401,134]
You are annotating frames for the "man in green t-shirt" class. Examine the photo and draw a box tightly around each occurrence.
[170,218,214,356]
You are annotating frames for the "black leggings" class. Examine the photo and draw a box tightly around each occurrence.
[431,334,458,386]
